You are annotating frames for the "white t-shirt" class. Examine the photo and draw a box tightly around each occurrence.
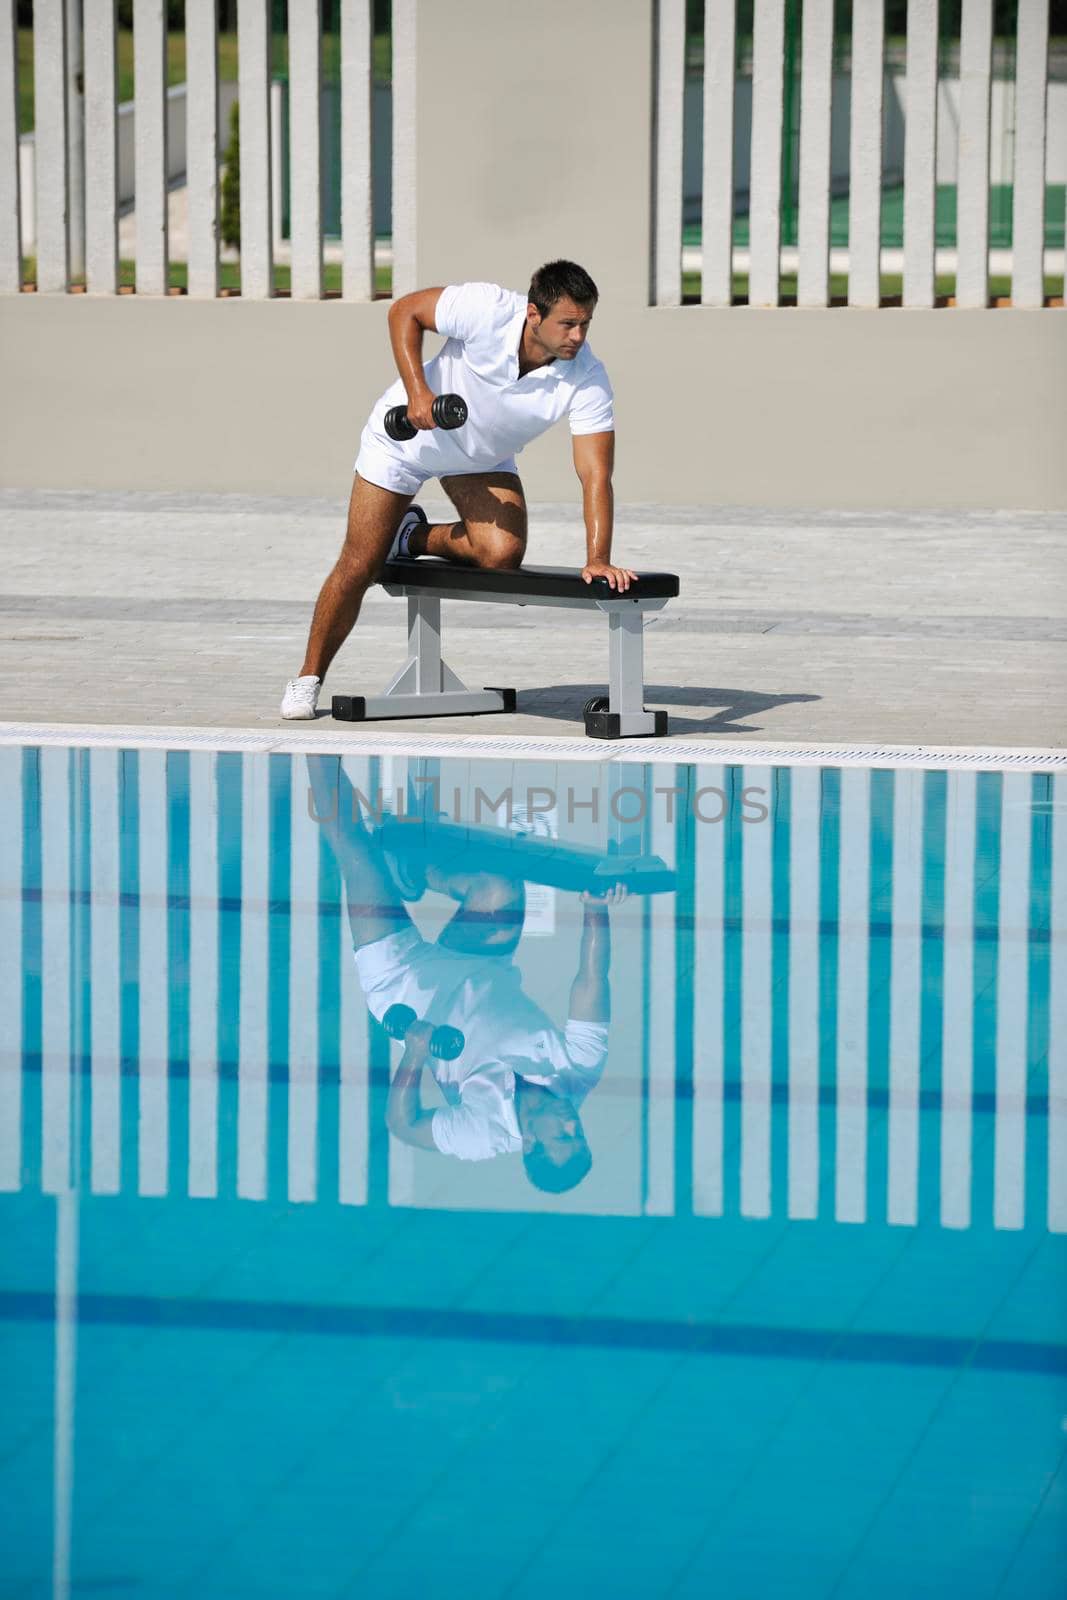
[353,926,609,1162]
[365,281,615,474]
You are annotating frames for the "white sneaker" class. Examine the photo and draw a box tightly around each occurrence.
[387,504,428,563]
[280,675,321,719]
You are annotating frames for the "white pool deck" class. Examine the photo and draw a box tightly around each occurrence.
[0,489,1064,756]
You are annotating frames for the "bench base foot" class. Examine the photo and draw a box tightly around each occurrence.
[332,687,516,723]
[584,704,668,740]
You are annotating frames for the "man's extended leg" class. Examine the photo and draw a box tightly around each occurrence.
[307,755,413,951]
[302,475,413,680]
[282,476,413,717]
[406,472,527,570]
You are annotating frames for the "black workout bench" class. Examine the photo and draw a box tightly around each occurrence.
[331,559,680,739]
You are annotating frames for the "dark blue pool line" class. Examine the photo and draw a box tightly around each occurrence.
[6,888,1054,945]
[2,1289,1063,1376]
[13,1052,1051,1118]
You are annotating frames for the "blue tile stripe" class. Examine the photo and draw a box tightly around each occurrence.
[12,1050,1052,1117]
[1,1289,1063,1375]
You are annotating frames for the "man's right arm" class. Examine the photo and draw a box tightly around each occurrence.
[568,892,613,1024]
[387,287,445,431]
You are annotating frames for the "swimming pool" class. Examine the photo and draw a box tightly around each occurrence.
[1,739,1064,1598]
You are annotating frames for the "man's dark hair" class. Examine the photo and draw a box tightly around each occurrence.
[523,1140,593,1194]
[528,260,599,318]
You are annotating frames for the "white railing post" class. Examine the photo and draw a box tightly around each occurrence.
[797,0,834,307]
[341,0,374,302]
[835,768,870,1222]
[1050,786,1066,1232]
[692,765,725,1217]
[65,0,84,279]
[0,748,23,1190]
[887,770,923,1225]
[288,761,320,1203]
[88,748,121,1194]
[84,0,118,295]
[748,0,785,307]
[289,0,322,299]
[188,752,219,1199]
[994,773,1031,1229]
[940,772,975,1229]
[701,0,735,308]
[654,0,685,307]
[740,765,773,1218]
[187,0,220,298]
[137,750,169,1196]
[134,0,168,295]
[237,0,273,299]
[903,0,938,309]
[787,767,821,1219]
[238,754,269,1200]
[848,0,885,308]
[0,0,20,293]
[34,0,70,292]
[955,0,993,310]
[1012,0,1050,309]
[391,0,415,297]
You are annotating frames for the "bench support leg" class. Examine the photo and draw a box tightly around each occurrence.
[584,609,667,739]
[332,596,516,722]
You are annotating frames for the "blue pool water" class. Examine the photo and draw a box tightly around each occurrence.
[1,743,1065,1599]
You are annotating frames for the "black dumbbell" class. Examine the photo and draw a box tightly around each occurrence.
[384,393,468,442]
[382,1003,465,1061]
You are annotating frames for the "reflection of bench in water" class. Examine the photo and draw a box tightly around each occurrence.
[377,815,676,896]
[332,560,681,738]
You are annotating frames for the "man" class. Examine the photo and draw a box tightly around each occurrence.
[281,259,637,719]
[307,754,619,1193]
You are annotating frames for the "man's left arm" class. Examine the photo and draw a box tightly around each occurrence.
[573,432,638,594]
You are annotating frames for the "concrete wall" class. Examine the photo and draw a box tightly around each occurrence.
[409,0,655,306]
[2,294,1065,509]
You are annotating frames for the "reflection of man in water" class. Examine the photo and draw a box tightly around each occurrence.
[309,757,620,1193]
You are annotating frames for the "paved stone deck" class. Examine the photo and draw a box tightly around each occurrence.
[1,490,1064,748]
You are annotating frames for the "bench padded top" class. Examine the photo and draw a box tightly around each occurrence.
[380,558,680,601]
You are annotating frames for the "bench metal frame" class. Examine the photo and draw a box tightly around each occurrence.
[335,579,670,737]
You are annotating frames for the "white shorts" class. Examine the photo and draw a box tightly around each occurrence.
[354,435,519,497]
[353,926,511,1026]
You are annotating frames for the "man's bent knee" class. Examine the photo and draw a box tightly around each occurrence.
[476,541,525,573]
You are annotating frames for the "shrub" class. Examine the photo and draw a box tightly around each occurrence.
[221,99,240,250]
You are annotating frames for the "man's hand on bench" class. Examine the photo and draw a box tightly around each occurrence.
[581,561,640,593]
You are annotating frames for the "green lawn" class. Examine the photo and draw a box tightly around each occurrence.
[18,257,1063,305]
[17,28,390,135]
[20,257,393,298]
[684,185,1067,253]
[680,272,1064,303]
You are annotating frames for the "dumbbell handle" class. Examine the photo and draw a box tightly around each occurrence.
[384,392,468,443]
[382,1003,465,1062]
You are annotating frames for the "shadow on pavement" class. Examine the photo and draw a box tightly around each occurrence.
[517,684,822,735]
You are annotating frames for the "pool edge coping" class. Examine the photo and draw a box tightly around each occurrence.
[1,720,1064,771]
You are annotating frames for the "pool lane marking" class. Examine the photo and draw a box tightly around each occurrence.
[2,1288,1064,1376]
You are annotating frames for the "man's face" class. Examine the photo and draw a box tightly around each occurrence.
[526,295,595,360]
[520,1086,586,1165]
